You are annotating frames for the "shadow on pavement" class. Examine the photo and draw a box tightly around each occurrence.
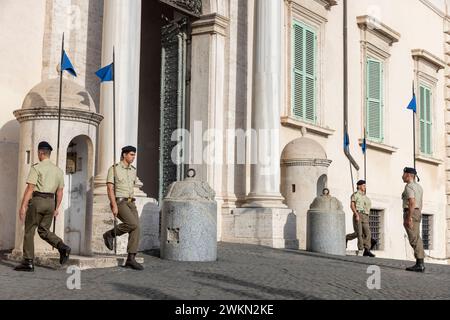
[190,271,321,300]
[111,282,180,300]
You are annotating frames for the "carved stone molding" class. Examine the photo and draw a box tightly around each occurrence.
[357,15,401,46]
[160,0,202,17]
[191,13,229,36]
[281,159,332,167]
[14,108,104,126]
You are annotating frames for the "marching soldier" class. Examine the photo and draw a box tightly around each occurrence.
[14,141,71,272]
[103,146,144,270]
[402,167,425,272]
[345,180,376,257]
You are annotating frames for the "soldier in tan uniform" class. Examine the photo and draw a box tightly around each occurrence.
[14,142,71,272]
[345,180,376,257]
[402,167,425,272]
[103,146,144,270]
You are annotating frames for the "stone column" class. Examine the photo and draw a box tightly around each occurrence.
[223,0,298,249]
[189,13,230,241]
[94,0,142,193]
[93,0,159,254]
[244,0,285,208]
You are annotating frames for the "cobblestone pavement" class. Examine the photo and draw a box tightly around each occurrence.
[1,243,449,300]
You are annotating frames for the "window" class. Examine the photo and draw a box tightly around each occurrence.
[422,214,433,250]
[419,85,432,155]
[369,209,383,250]
[292,20,316,124]
[366,58,383,142]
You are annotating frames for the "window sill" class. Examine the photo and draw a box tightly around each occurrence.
[415,154,443,166]
[358,139,398,154]
[281,116,335,137]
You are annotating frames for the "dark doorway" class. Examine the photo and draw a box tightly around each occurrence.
[138,1,193,202]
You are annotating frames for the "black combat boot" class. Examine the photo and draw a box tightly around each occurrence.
[363,249,376,257]
[125,253,144,271]
[57,242,71,265]
[406,259,425,273]
[103,230,115,251]
[14,259,34,272]
[370,238,378,251]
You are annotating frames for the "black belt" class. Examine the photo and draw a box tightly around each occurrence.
[116,197,136,203]
[33,191,54,199]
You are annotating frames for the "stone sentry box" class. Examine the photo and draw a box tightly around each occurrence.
[161,170,217,261]
[12,78,103,258]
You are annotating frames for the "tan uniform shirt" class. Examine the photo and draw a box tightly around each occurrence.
[351,191,371,215]
[402,181,423,211]
[106,162,137,198]
[26,159,64,193]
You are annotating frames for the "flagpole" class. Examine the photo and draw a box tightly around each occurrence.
[112,47,118,256]
[364,128,367,183]
[412,81,416,169]
[53,32,65,243]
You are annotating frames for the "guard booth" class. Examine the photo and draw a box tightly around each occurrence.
[12,78,102,262]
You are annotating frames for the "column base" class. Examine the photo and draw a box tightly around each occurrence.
[221,207,299,249]
[242,193,288,208]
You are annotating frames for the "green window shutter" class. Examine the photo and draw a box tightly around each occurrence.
[293,23,304,120]
[366,58,383,142]
[293,21,316,123]
[419,85,432,155]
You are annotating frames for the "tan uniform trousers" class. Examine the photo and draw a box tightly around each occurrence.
[23,196,63,259]
[403,209,425,260]
[115,200,140,254]
[346,212,371,250]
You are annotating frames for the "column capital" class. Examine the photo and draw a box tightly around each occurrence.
[191,13,229,37]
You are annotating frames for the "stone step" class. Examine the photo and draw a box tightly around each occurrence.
[6,252,144,270]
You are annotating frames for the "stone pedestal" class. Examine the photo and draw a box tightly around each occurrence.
[225,208,298,249]
[306,195,346,256]
[161,177,217,262]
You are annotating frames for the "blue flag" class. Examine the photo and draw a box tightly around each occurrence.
[407,93,417,113]
[344,132,350,150]
[96,63,114,82]
[362,137,367,154]
[61,50,77,77]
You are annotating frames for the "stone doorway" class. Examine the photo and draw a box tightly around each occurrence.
[63,135,94,256]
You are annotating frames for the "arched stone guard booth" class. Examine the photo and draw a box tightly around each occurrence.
[11,79,102,266]
[281,137,332,250]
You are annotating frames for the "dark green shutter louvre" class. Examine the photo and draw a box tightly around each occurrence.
[292,21,316,123]
[293,23,303,119]
[366,59,383,142]
[420,85,432,155]
[304,29,315,122]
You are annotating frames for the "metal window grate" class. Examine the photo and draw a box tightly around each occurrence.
[422,214,432,250]
[369,210,382,250]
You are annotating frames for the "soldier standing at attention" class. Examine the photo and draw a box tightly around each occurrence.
[14,141,71,272]
[402,167,426,273]
[345,180,376,257]
[103,146,144,270]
